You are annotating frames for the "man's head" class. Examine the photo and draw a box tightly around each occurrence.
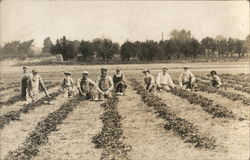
[116,67,121,74]
[183,66,189,71]
[82,71,89,79]
[32,69,38,75]
[143,69,150,76]
[64,72,71,77]
[101,68,107,77]
[210,70,217,77]
[162,66,168,73]
[23,66,28,73]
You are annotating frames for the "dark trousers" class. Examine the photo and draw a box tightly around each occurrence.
[115,83,127,93]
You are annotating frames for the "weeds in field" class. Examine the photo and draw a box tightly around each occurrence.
[130,79,217,149]
[0,82,20,92]
[5,98,81,160]
[0,92,60,129]
[92,95,131,159]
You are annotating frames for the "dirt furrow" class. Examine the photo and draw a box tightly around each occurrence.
[118,85,223,160]
[32,101,103,160]
[0,95,67,159]
[158,91,249,159]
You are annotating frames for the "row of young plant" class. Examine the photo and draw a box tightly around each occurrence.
[0,91,60,129]
[170,87,239,120]
[0,82,20,92]
[197,75,250,94]
[220,73,250,83]
[92,95,131,160]
[5,98,81,160]
[196,80,250,106]
[130,79,217,149]
[0,82,59,108]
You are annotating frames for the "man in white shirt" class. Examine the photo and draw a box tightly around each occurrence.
[179,66,196,90]
[156,66,175,91]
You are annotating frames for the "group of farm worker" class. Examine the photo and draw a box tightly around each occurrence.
[142,66,222,93]
[20,65,222,102]
[20,67,127,102]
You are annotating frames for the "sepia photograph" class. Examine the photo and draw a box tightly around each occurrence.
[0,0,249,159]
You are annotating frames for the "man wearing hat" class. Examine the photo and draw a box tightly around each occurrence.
[21,66,30,100]
[77,71,100,100]
[59,71,74,98]
[26,69,50,102]
[179,66,196,90]
[96,68,114,100]
[210,70,222,88]
[113,67,127,95]
[143,69,156,92]
[156,66,175,91]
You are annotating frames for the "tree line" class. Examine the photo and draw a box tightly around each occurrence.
[1,29,249,61]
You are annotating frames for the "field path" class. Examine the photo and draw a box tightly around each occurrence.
[33,100,103,160]
[118,84,223,160]
[0,94,67,159]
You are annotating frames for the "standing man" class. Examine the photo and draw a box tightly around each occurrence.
[210,70,222,88]
[21,66,30,100]
[96,68,114,100]
[179,66,196,90]
[26,69,50,102]
[156,66,175,91]
[77,71,100,100]
[59,71,74,98]
[113,67,127,95]
[143,68,156,92]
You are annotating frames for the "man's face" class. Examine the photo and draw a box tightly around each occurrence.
[184,68,188,72]
[116,69,120,74]
[32,72,37,76]
[82,74,88,79]
[23,68,28,73]
[65,74,69,77]
[162,68,167,73]
[211,73,215,77]
[101,72,107,77]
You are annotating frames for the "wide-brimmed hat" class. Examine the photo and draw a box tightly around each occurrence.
[82,71,89,75]
[32,69,38,73]
[23,66,28,69]
[210,70,217,75]
[162,66,168,70]
[116,67,121,71]
[142,68,150,73]
[64,71,71,75]
[183,66,189,69]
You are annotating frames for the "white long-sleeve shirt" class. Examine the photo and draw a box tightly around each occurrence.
[156,72,174,87]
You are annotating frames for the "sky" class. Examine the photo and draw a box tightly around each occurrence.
[0,0,249,47]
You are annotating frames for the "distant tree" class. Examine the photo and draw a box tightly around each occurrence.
[245,35,250,53]
[120,41,136,61]
[79,40,94,60]
[234,39,246,58]
[216,39,228,58]
[42,37,53,53]
[93,38,119,60]
[1,41,20,57]
[18,39,35,57]
[201,37,217,57]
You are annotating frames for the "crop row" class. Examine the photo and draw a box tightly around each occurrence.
[130,79,217,149]
[197,75,250,94]
[0,82,59,108]
[220,73,250,83]
[196,80,250,106]
[0,82,20,92]
[5,98,81,160]
[0,91,60,129]
[92,95,131,159]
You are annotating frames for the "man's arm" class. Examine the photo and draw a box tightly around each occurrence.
[39,76,49,97]
[156,73,160,86]
[108,76,114,91]
[168,75,175,88]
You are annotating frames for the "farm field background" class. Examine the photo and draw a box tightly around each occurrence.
[0,61,249,160]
